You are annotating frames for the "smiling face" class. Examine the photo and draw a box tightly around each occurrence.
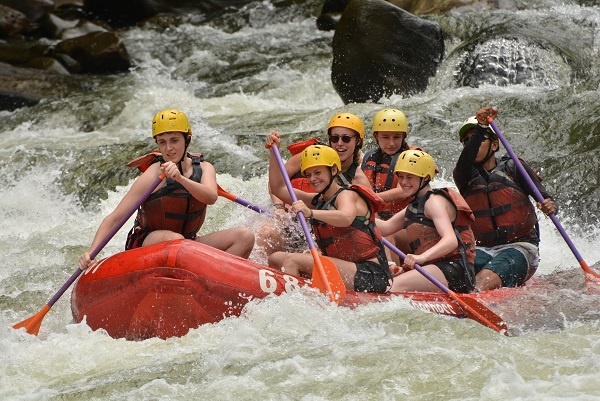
[304,165,336,192]
[328,126,358,164]
[395,171,425,197]
[375,131,406,156]
[155,131,187,162]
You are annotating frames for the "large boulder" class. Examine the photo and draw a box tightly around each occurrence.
[331,0,444,104]
[318,0,483,31]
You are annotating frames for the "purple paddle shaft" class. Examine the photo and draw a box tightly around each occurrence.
[488,120,587,264]
[47,174,165,307]
[382,238,452,295]
[234,196,269,214]
[271,145,318,250]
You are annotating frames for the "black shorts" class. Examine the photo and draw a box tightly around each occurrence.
[433,260,475,293]
[354,260,392,294]
[125,225,196,250]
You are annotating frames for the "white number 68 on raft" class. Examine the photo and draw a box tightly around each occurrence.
[259,269,301,294]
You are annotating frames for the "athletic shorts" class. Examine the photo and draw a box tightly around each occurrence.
[354,260,392,294]
[433,260,475,294]
[125,225,196,250]
[474,243,539,287]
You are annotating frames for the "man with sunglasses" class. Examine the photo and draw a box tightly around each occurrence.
[453,107,557,291]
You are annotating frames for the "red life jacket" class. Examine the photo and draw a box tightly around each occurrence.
[287,138,320,192]
[361,145,423,220]
[464,158,539,247]
[312,185,388,266]
[403,188,476,265]
[127,151,207,238]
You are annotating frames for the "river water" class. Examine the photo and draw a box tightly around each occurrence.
[2,1,600,400]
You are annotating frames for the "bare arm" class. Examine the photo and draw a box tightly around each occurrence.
[375,208,406,236]
[163,160,218,205]
[266,133,315,206]
[297,190,360,227]
[79,164,165,269]
[409,194,458,266]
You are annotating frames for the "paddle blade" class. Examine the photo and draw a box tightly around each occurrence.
[12,304,51,336]
[310,253,346,304]
[452,293,508,335]
[216,185,236,202]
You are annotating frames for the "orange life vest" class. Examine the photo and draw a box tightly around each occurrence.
[463,157,539,247]
[361,145,422,220]
[312,185,389,268]
[403,188,476,265]
[127,151,207,238]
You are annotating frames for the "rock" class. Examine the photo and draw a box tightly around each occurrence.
[54,31,131,73]
[331,0,444,103]
[318,0,485,31]
[0,4,31,38]
[0,0,55,21]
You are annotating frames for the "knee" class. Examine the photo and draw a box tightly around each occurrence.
[240,228,255,245]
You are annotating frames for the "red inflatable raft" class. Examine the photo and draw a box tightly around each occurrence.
[71,239,509,340]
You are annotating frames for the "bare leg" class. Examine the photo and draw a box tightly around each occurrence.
[197,227,255,259]
[143,230,184,246]
[256,219,287,256]
[269,252,358,289]
[474,269,503,291]
[390,264,448,293]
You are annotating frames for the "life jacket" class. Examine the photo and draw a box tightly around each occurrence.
[127,151,207,238]
[403,188,476,267]
[463,157,539,247]
[288,138,321,192]
[361,145,423,220]
[312,185,390,277]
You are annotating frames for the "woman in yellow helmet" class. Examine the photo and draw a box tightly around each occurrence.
[257,112,371,256]
[78,109,255,270]
[362,108,415,220]
[264,134,392,293]
[376,150,476,293]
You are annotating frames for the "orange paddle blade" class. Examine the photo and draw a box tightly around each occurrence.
[12,304,51,336]
[451,293,508,335]
[309,251,346,304]
[216,185,236,202]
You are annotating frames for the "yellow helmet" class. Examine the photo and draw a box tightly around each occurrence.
[458,116,495,142]
[301,145,341,176]
[372,108,408,134]
[394,150,436,181]
[152,109,192,138]
[327,112,365,139]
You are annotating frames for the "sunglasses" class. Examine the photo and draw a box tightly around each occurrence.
[329,135,355,143]
[461,135,490,145]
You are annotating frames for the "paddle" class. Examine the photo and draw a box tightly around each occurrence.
[488,119,600,281]
[269,144,346,303]
[381,238,508,334]
[217,184,270,215]
[215,185,508,333]
[13,173,166,336]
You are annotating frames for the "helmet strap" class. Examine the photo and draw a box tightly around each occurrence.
[479,141,496,165]
[311,169,337,206]
[411,177,430,203]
